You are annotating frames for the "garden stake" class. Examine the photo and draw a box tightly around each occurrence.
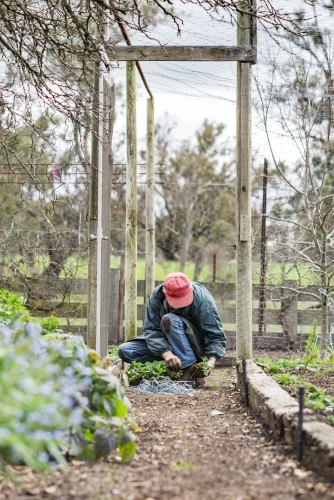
[242,359,249,407]
[297,386,305,462]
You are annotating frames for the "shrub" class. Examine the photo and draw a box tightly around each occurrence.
[0,322,136,471]
[0,289,30,325]
[39,315,63,335]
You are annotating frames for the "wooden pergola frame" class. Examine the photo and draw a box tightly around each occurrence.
[90,4,256,360]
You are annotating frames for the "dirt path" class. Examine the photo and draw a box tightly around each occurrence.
[4,367,334,500]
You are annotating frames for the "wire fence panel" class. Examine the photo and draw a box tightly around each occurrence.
[2,267,331,351]
[0,162,90,333]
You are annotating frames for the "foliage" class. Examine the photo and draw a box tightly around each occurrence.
[197,358,211,376]
[39,315,64,335]
[0,289,64,335]
[255,322,332,374]
[303,320,320,368]
[0,321,135,471]
[126,358,212,382]
[273,372,334,412]
[256,323,334,414]
[154,119,235,277]
[0,289,30,325]
[126,360,183,383]
[254,6,334,347]
[108,347,120,364]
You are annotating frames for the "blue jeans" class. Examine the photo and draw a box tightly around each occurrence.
[118,313,197,369]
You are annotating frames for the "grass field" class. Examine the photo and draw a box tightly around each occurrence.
[2,253,317,284]
[62,256,317,284]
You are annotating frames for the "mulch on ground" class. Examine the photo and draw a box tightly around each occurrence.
[2,366,334,500]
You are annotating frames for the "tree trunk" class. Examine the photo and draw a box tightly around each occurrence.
[320,236,328,352]
[179,204,195,273]
[193,249,204,281]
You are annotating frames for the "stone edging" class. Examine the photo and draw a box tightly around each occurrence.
[236,360,334,478]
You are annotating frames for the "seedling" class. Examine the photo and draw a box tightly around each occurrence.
[126,360,183,382]
[169,461,198,471]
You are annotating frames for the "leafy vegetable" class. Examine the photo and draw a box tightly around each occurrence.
[126,360,183,382]
[197,358,211,376]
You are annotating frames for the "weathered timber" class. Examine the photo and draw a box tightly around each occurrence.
[125,61,137,340]
[109,268,120,344]
[97,76,114,356]
[110,45,256,62]
[145,98,155,305]
[235,2,253,360]
[87,63,99,350]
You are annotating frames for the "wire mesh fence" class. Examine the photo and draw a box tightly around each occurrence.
[1,157,333,352]
[0,162,90,333]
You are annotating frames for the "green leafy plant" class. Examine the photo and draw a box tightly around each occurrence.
[39,315,64,335]
[126,360,182,382]
[303,320,320,368]
[0,320,136,472]
[197,358,211,376]
[275,373,296,386]
[108,346,120,363]
[0,289,30,325]
[272,372,334,412]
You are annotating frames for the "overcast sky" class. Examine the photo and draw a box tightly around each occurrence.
[111,0,331,171]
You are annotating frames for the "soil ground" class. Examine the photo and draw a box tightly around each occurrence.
[2,363,334,500]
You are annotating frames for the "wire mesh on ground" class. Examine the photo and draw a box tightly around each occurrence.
[129,378,196,395]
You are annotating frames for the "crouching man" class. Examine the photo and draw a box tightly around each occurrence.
[118,272,226,380]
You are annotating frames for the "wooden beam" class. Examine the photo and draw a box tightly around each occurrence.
[124,61,137,341]
[145,98,155,306]
[109,45,256,62]
[235,1,254,361]
[87,62,99,350]
[97,76,114,356]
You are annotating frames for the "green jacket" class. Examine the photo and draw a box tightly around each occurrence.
[142,282,226,361]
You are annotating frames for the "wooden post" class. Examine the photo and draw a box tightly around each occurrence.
[96,76,114,356]
[87,63,99,350]
[109,268,120,345]
[258,158,268,337]
[235,1,254,360]
[118,253,125,343]
[145,98,155,304]
[88,65,114,355]
[212,253,217,283]
[125,61,137,340]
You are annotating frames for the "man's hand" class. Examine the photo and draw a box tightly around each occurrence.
[207,357,216,375]
[162,351,182,371]
[208,357,216,369]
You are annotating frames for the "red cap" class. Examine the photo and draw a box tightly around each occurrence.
[163,272,194,308]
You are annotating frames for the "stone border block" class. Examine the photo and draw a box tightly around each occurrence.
[237,360,334,477]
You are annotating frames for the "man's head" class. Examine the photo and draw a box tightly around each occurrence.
[163,272,193,308]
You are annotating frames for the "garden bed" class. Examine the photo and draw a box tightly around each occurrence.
[2,365,334,500]
[256,355,334,427]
